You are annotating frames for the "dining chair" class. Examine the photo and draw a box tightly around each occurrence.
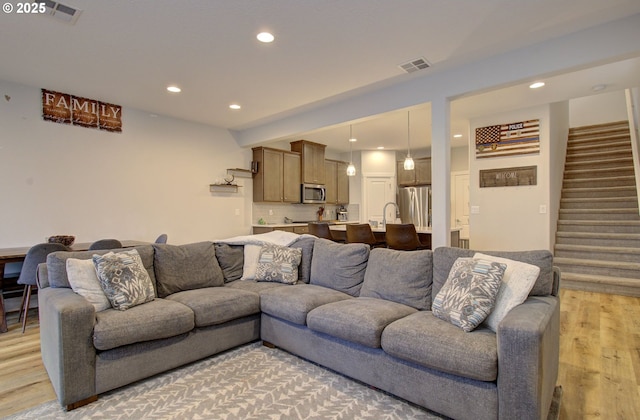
[88,239,123,250]
[154,234,168,244]
[385,223,430,251]
[346,224,381,247]
[17,242,70,333]
[307,223,334,241]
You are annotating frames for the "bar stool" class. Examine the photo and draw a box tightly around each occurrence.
[385,223,429,251]
[346,224,381,247]
[308,223,334,240]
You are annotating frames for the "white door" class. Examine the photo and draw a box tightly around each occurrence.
[364,177,395,224]
[451,171,470,240]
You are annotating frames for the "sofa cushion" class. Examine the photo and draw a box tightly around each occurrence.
[153,242,224,298]
[290,236,315,284]
[260,284,352,325]
[93,249,156,311]
[166,287,260,327]
[307,297,417,348]
[381,311,498,381]
[47,245,156,289]
[432,258,504,332]
[474,252,540,332]
[66,258,111,312]
[360,248,433,310]
[93,299,194,351]
[225,279,288,294]
[310,239,369,296]
[214,243,244,282]
[433,247,554,297]
[255,244,302,284]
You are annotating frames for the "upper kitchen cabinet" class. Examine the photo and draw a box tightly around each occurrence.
[397,157,431,186]
[290,140,326,185]
[325,160,350,204]
[252,147,301,202]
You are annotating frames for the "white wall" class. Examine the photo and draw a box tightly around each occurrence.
[548,101,570,249]
[469,105,553,251]
[0,80,252,247]
[569,90,628,127]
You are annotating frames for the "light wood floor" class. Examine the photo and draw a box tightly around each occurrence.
[1,289,639,418]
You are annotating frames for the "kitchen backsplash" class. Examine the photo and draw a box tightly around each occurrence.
[252,203,358,224]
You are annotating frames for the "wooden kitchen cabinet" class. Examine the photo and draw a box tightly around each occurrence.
[397,157,431,186]
[252,147,301,202]
[325,159,350,204]
[290,140,326,185]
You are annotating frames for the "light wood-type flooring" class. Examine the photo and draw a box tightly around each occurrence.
[1,289,639,419]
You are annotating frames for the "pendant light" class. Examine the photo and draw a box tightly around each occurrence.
[346,125,357,176]
[404,111,415,170]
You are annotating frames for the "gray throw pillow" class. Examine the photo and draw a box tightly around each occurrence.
[310,239,369,297]
[93,249,155,311]
[360,248,433,310]
[214,243,244,282]
[432,257,505,332]
[153,242,224,298]
[290,236,315,284]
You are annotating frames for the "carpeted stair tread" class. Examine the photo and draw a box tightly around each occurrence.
[561,272,640,290]
[558,220,640,226]
[556,231,640,239]
[564,156,633,168]
[562,175,635,185]
[559,208,639,214]
[555,243,640,254]
[554,257,640,271]
[563,166,634,177]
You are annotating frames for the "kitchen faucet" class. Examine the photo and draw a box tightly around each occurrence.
[382,202,399,228]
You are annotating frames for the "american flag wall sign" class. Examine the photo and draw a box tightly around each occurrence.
[475,119,540,158]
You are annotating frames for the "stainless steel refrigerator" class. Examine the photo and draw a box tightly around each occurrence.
[397,186,431,228]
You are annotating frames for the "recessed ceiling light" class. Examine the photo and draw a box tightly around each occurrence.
[257,32,274,43]
[453,134,462,138]
[229,104,241,110]
[529,82,545,89]
[166,86,181,93]
[592,84,607,92]
[377,146,385,150]
[349,138,357,142]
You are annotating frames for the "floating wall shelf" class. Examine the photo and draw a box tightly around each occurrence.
[227,168,254,178]
[209,184,241,193]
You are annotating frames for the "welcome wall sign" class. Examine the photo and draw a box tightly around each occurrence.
[41,89,122,133]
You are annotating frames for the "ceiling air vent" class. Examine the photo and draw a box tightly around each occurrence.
[399,57,431,74]
[37,0,83,25]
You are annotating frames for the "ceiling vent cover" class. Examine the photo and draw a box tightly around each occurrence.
[399,57,431,73]
[36,0,83,25]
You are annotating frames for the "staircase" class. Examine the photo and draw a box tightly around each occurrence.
[554,120,640,297]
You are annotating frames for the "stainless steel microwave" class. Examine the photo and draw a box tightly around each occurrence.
[301,184,326,204]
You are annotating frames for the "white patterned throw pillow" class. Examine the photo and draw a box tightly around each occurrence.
[93,249,155,311]
[474,252,540,332]
[255,244,302,284]
[432,257,506,332]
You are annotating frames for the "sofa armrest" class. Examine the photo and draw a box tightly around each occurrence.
[38,287,97,407]
[497,295,560,420]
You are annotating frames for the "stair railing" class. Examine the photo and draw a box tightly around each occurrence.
[626,87,640,215]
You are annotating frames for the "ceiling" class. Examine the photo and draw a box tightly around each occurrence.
[1,1,639,153]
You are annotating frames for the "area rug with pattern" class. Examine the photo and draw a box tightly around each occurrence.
[9,342,446,419]
[9,341,562,419]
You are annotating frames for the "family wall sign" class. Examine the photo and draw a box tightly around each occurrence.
[41,88,122,133]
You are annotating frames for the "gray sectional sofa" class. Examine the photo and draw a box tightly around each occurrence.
[37,234,560,420]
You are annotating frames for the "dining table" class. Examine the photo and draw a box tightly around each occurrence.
[0,240,149,333]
